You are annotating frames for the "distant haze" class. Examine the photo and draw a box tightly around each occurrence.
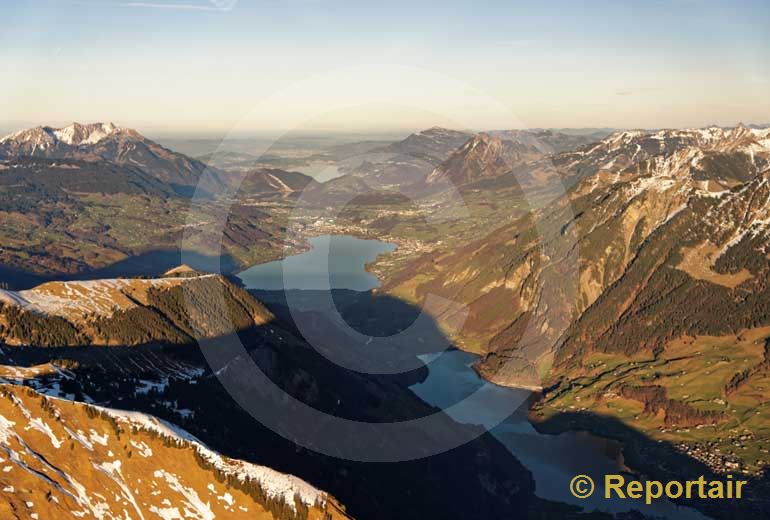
[1,1,769,133]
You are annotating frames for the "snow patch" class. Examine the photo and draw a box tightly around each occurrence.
[130,439,153,458]
[89,429,109,446]
[0,275,216,322]
[99,406,326,511]
[153,469,214,520]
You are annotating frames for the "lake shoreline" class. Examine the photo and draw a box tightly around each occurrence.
[528,408,734,520]
[238,233,712,519]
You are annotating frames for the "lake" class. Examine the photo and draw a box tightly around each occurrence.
[293,161,345,182]
[238,234,709,519]
[238,235,395,291]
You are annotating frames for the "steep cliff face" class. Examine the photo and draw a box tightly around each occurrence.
[0,384,349,520]
[385,126,770,387]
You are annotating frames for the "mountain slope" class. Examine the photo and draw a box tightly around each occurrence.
[383,126,770,485]
[0,384,349,520]
[341,127,473,189]
[0,156,178,203]
[386,125,770,380]
[488,129,605,155]
[0,123,225,194]
[379,127,472,161]
[0,123,325,285]
[0,270,538,520]
[0,269,273,347]
[236,168,318,196]
[426,133,541,186]
[555,127,770,366]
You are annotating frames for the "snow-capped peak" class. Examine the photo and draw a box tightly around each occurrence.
[0,122,122,147]
[0,126,55,145]
[52,122,120,145]
[592,125,770,159]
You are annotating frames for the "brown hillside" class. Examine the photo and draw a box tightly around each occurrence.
[0,384,350,520]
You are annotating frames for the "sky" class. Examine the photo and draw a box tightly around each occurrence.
[1,0,769,136]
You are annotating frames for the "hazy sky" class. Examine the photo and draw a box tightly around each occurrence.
[1,0,769,135]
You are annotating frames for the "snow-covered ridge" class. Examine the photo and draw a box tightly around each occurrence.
[570,124,770,258]
[0,122,123,148]
[0,274,216,322]
[0,384,339,518]
[571,124,770,199]
[96,406,327,510]
[53,122,119,146]
[598,124,770,154]
[0,121,221,190]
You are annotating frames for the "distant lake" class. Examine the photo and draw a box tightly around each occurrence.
[293,162,345,183]
[239,234,709,520]
[238,235,395,291]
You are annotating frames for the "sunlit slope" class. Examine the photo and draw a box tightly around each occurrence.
[0,269,273,346]
[0,384,350,520]
[385,125,770,388]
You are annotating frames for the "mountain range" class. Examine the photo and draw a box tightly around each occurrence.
[0,268,538,520]
[383,125,770,502]
[300,126,604,203]
[387,125,770,375]
[426,132,541,186]
[0,123,321,285]
[0,123,225,195]
[3,120,770,519]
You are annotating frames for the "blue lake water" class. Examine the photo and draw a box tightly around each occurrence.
[238,234,709,519]
[238,235,395,291]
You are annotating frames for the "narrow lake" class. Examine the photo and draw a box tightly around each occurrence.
[238,234,709,519]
